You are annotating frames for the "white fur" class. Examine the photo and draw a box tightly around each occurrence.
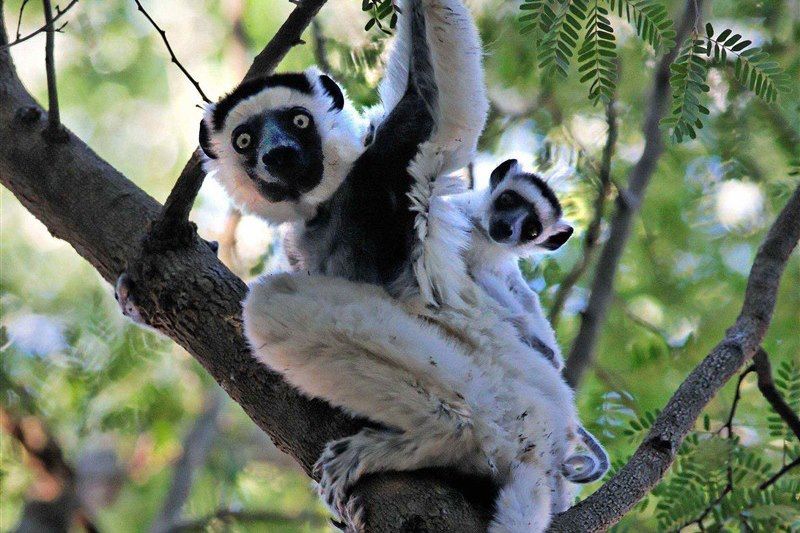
[244,272,578,530]
[202,68,366,223]
[375,0,488,172]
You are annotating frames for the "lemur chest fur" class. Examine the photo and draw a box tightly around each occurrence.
[297,93,434,287]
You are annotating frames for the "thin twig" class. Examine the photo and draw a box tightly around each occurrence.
[16,0,31,39]
[759,456,800,490]
[41,0,66,141]
[562,0,704,388]
[752,348,800,442]
[150,393,223,533]
[0,0,78,50]
[679,366,754,531]
[549,95,617,327]
[133,0,210,103]
[168,508,324,532]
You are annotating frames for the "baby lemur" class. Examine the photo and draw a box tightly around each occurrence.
[447,158,609,483]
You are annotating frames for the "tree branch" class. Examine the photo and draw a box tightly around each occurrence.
[0,0,78,50]
[563,0,704,387]
[549,89,618,328]
[551,182,800,531]
[150,393,223,533]
[168,508,324,532]
[134,0,211,104]
[752,348,800,443]
[41,0,66,141]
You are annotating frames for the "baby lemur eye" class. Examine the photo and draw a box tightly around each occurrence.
[521,216,542,242]
[292,112,311,129]
[495,191,517,208]
[232,126,252,153]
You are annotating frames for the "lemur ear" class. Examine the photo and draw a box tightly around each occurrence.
[490,159,519,190]
[199,118,217,160]
[541,222,573,251]
[319,74,345,112]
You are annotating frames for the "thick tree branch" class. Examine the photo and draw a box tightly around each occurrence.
[0,8,493,531]
[563,0,704,387]
[551,182,800,531]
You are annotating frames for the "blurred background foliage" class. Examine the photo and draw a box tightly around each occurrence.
[1,0,799,531]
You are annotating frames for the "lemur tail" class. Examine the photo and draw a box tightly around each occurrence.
[561,426,610,484]
[488,461,552,533]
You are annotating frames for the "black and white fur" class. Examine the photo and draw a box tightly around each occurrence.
[446,159,609,483]
[199,0,488,294]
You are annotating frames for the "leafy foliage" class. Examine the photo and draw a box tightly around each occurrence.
[663,24,789,142]
[608,0,675,52]
[539,0,589,78]
[768,359,800,443]
[361,0,396,34]
[578,2,617,104]
[662,37,710,142]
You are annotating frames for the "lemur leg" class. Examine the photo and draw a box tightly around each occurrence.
[489,461,553,533]
[505,270,565,370]
[244,273,476,432]
[315,420,480,521]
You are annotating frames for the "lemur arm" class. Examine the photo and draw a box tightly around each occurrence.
[365,0,488,170]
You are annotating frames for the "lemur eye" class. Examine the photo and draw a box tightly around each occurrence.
[293,113,311,129]
[522,216,543,242]
[232,126,253,153]
[496,191,516,208]
[236,133,251,149]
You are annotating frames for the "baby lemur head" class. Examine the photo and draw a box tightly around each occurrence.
[481,159,574,256]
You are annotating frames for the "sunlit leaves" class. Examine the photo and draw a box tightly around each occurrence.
[362,0,396,34]
[578,2,617,104]
[663,24,789,143]
[539,0,589,78]
[662,38,710,142]
[608,0,675,52]
[705,23,789,104]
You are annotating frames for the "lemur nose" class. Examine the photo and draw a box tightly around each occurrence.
[262,146,300,171]
[489,220,513,242]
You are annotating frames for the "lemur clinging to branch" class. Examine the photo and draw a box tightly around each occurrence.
[198,0,488,296]
[440,158,609,483]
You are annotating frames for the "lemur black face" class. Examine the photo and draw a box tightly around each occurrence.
[489,190,542,245]
[231,107,324,202]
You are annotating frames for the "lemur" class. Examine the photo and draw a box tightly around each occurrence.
[198,0,488,297]
[443,158,609,483]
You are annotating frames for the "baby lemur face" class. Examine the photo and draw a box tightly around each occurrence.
[485,159,574,254]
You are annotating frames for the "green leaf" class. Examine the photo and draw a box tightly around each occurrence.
[609,0,676,52]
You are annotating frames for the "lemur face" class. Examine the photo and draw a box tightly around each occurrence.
[486,159,574,253]
[199,69,365,222]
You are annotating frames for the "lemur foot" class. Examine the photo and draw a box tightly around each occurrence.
[342,494,366,533]
[115,273,145,324]
[315,436,362,522]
